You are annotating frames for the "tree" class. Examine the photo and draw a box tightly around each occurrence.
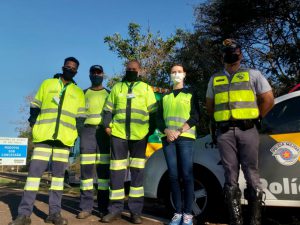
[15,95,34,171]
[173,0,299,133]
[194,0,300,95]
[174,30,223,134]
[104,23,180,87]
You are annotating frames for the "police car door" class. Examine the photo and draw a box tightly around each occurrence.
[258,92,300,207]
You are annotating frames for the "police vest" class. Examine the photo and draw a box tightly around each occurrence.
[162,91,196,139]
[104,81,157,140]
[212,69,259,122]
[84,88,109,125]
[31,78,85,146]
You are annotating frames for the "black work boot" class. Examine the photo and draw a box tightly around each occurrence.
[98,210,108,219]
[8,215,31,225]
[45,212,68,225]
[244,188,264,225]
[97,191,109,219]
[131,213,142,224]
[101,212,121,223]
[224,185,243,225]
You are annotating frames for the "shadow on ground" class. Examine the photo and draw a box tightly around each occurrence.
[0,192,81,220]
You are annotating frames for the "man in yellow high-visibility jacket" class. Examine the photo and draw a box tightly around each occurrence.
[76,65,110,220]
[206,39,274,225]
[101,60,157,224]
[9,57,85,225]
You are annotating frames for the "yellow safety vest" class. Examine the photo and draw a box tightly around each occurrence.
[162,91,196,139]
[84,88,109,125]
[212,69,259,122]
[31,78,85,146]
[104,81,157,140]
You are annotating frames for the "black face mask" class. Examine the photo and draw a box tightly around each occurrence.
[124,70,138,82]
[223,53,240,64]
[89,74,103,86]
[62,67,76,81]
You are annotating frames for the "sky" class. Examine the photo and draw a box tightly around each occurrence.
[0,0,200,137]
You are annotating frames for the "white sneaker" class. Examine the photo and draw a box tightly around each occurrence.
[182,213,193,225]
[168,213,182,225]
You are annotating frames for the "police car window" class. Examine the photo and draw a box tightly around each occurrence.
[261,96,300,134]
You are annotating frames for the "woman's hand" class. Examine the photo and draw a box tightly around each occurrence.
[164,129,180,142]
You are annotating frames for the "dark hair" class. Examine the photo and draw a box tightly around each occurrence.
[171,64,186,72]
[64,57,80,67]
[126,60,141,68]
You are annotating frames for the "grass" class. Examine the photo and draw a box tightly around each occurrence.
[0,177,80,196]
[0,177,25,189]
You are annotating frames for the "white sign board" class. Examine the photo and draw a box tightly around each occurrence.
[0,137,28,165]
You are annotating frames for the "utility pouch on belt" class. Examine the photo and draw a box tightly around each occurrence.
[217,120,256,133]
[240,120,255,131]
[217,122,230,134]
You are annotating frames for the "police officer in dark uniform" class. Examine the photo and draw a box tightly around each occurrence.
[206,39,274,225]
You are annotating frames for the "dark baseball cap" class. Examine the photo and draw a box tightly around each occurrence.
[221,39,241,52]
[89,65,104,73]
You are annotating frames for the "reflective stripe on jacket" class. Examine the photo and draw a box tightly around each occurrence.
[103,81,157,140]
[32,78,85,146]
[84,88,109,125]
[162,91,196,139]
[213,69,259,122]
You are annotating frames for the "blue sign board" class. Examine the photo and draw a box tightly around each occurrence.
[0,137,28,165]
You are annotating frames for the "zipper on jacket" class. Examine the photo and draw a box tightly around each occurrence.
[125,83,134,139]
[52,85,69,139]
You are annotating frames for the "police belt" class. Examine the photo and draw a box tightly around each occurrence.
[216,119,257,133]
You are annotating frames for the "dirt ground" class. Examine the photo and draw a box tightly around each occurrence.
[0,188,166,225]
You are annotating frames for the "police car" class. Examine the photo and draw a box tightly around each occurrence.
[143,90,300,220]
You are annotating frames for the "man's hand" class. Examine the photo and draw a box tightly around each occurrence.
[105,128,112,136]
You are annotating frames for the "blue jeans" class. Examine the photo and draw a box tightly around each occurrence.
[162,138,194,214]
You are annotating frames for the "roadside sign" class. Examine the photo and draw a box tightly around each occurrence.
[0,137,28,165]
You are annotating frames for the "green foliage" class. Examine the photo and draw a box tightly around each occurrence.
[106,75,122,89]
[104,23,180,87]
[193,0,300,95]
[173,0,299,133]
[174,30,222,134]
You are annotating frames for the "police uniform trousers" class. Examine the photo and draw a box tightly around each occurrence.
[217,126,261,189]
[108,136,147,215]
[79,125,110,213]
[18,140,70,216]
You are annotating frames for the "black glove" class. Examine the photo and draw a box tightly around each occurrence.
[28,107,41,128]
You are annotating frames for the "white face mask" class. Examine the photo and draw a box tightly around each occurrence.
[171,72,185,84]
